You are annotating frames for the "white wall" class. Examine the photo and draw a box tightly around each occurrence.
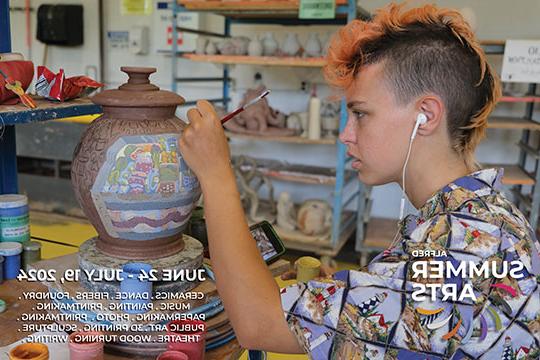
[8,0,540,219]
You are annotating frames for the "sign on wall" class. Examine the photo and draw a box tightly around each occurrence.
[501,40,540,83]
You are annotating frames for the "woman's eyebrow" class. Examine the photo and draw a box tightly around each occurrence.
[347,100,366,109]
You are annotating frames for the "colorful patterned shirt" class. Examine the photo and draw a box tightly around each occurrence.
[281,168,540,359]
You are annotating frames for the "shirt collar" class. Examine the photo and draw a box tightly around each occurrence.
[399,167,504,234]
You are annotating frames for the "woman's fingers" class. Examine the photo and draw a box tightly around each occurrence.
[197,100,219,123]
[280,270,297,281]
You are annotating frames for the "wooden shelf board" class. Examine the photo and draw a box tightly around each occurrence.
[236,157,355,185]
[179,0,347,11]
[226,131,336,144]
[487,116,540,130]
[483,164,535,186]
[276,211,356,257]
[182,53,326,67]
[500,96,540,103]
[0,96,102,126]
[360,217,397,250]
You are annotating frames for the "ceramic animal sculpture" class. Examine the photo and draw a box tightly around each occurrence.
[277,192,297,231]
[224,86,296,136]
[232,156,276,223]
[297,200,332,237]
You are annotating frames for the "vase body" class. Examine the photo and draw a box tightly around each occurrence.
[71,67,201,259]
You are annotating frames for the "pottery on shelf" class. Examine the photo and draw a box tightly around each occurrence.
[205,41,218,55]
[304,33,322,58]
[282,33,301,57]
[297,200,332,236]
[248,36,263,57]
[195,37,208,55]
[71,67,201,259]
[277,192,297,231]
[262,32,278,56]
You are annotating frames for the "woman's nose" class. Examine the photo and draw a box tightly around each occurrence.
[339,117,356,144]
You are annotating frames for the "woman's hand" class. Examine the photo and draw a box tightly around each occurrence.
[179,100,232,186]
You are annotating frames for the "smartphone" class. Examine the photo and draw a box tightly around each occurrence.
[250,221,286,264]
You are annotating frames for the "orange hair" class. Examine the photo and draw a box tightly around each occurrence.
[324,3,502,171]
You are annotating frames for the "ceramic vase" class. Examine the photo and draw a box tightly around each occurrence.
[282,33,301,56]
[71,67,201,259]
[304,33,322,57]
[156,351,189,360]
[248,36,263,57]
[262,32,278,56]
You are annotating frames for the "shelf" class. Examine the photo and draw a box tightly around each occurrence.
[500,96,540,103]
[487,116,540,130]
[235,157,356,185]
[226,131,336,144]
[483,164,535,186]
[358,217,396,251]
[0,96,102,126]
[275,210,356,257]
[480,40,505,55]
[179,0,348,11]
[182,54,326,67]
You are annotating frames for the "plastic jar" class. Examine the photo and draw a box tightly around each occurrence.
[0,242,23,279]
[0,194,30,243]
[22,241,42,270]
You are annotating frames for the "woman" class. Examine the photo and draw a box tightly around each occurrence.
[179,3,540,359]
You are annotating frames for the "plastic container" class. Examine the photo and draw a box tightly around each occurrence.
[22,241,42,270]
[68,331,104,360]
[167,319,206,360]
[0,242,22,279]
[156,351,189,360]
[0,194,30,243]
[0,255,4,283]
[9,342,49,360]
[120,262,153,314]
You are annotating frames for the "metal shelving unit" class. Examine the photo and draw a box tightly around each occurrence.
[171,0,372,258]
[0,0,102,195]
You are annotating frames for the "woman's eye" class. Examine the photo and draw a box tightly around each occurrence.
[351,110,365,120]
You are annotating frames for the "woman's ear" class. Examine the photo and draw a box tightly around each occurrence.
[416,96,444,135]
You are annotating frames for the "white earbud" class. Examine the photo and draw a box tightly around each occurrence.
[410,113,428,141]
[400,113,428,220]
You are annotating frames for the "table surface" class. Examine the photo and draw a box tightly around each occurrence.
[0,254,290,359]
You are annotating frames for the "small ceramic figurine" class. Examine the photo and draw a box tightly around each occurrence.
[297,200,332,237]
[286,112,303,135]
[262,32,278,56]
[277,192,297,231]
[232,36,250,55]
[282,33,301,57]
[248,36,263,57]
[304,33,322,58]
[205,41,218,55]
[320,100,340,138]
[233,156,276,223]
[195,37,208,55]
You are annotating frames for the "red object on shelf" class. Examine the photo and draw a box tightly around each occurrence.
[0,60,34,105]
[35,66,103,101]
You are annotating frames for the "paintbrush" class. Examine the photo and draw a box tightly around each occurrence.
[220,89,271,125]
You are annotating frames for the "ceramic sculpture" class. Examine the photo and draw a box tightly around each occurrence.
[71,67,201,259]
[262,32,278,56]
[223,86,295,136]
[232,156,276,223]
[277,192,297,231]
[304,33,322,57]
[248,36,263,57]
[297,200,332,236]
[282,33,302,57]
